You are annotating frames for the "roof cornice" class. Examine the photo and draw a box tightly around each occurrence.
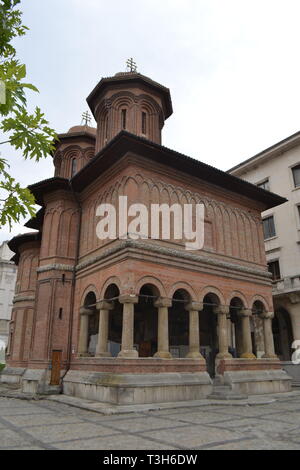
[228,130,300,175]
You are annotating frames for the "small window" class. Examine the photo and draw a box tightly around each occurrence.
[142,112,147,135]
[104,115,108,141]
[121,109,127,130]
[257,179,270,191]
[298,205,300,222]
[268,260,281,281]
[263,216,276,239]
[71,158,77,177]
[292,165,300,188]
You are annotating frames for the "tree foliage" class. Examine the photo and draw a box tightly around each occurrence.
[0,0,57,229]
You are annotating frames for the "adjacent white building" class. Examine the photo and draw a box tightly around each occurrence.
[229,131,300,362]
[0,241,17,350]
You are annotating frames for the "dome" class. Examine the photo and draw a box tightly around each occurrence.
[68,125,96,136]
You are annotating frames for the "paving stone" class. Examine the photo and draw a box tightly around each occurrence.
[104,416,188,433]
[4,414,83,427]
[24,422,120,443]
[208,417,299,435]
[53,434,178,450]
[0,429,33,448]
[140,424,245,448]
[161,410,240,425]
[205,439,300,450]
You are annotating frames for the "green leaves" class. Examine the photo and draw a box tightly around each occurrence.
[0,0,57,230]
[1,107,57,160]
[0,157,36,229]
[0,0,28,59]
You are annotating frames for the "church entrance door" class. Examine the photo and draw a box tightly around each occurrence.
[50,350,62,385]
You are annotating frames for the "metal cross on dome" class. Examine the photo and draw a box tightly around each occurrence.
[126,58,137,73]
[81,111,92,126]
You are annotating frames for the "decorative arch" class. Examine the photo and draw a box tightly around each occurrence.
[134,276,166,297]
[100,276,122,299]
[199,286,225,305]
[250,295,270,313]
[80,285,99,306]
[168,282,197,301]
[227,291,249,309]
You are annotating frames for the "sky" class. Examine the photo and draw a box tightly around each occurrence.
[2,0,300,242]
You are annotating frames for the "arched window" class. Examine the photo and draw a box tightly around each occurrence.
[121,109,127,130]
[71,158,77,177]
[142,112,147,135]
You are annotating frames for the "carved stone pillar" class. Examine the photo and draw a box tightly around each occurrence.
[154,298,172,359]
[238,308,256,359]
[118,295,139,358]
[185,302,204,359]
[95,301,114,357]
[261,312,277,358]
[78,307,92,356]
[214,306,232,359]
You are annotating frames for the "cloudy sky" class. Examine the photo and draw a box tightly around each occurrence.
[2,0,300,242]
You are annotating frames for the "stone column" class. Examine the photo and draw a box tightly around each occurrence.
[78,307,91,356]
[261,312,277,358]
[118,295,139,358]
[95,301,114,357]
[214,306,232,359]
[154,298,172,359]
[238,308,256,359]
[185,302,204,359]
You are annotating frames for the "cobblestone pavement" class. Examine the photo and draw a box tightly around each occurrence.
[1,394,300,450]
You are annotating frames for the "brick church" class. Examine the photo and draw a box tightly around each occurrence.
[1,67,291,404]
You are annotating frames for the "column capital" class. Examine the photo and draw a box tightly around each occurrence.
[96,300,114,311]
[154,297,172,308]
[79,307,94,316]
[185,301,203,312]
[213,305,230,315]
[238,308,252,317]
[261,311,274,320]
[118,294,139,305]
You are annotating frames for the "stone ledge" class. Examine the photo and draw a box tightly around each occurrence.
[70,357,206,373]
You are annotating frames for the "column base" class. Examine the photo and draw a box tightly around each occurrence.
[262,354,278,359]
[186,351,205,360]
[154,351,173,359]
[95,352,112,358]
[216,352,233,359]
[118,349,139,359]
[240,352,256,359]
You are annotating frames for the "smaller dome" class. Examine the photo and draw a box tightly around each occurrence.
[68,125,96,136]
[114,71,137,77]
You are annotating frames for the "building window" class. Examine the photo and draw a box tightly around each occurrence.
[257,179,270,191]
[71,158,77,177]
[104,115,108,141]
[142,112,147,135]
[292,164,300,188]
[268,260,281,280]
[263,216,276,239]
[121,109,127,130]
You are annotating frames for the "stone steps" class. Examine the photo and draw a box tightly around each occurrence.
[209,380,248,400]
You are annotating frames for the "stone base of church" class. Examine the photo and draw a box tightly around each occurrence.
[62,370,213,405]
[0,367,26,385]
[215,359,292,395]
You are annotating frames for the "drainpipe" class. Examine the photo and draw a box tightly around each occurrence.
[60,179,82,385]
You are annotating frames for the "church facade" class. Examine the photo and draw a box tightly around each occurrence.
[1,71,291,404]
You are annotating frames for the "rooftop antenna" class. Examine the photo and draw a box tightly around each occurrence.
[126,57,137,73]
